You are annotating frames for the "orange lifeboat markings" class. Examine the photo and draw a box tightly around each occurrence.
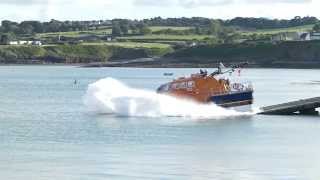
[166,74,229,103]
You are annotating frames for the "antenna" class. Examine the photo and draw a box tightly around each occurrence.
[210,62,248,76]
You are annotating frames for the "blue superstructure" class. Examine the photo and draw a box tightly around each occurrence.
[209,91,253,107]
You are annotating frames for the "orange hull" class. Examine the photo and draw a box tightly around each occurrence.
[158,73,231,103]
[157,66,254,108]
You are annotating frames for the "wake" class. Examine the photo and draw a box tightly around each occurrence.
[83,78,253,119]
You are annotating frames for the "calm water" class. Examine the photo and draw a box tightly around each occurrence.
[0,66,320,180]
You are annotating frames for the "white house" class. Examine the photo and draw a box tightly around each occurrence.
[32,41,42,46]
[106,37,112,42]
[19,40,28,45]
[8,40,42,46]
[9,41,18,45]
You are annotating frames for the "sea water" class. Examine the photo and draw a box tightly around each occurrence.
[0,66,320,179]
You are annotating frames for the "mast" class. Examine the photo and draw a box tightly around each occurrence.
[210,62,248,77]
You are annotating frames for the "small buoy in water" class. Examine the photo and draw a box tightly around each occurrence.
[163,73,174,76]
[74,79,77,85]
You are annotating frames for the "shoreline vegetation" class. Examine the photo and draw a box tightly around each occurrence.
[1,16,320,68]
[1,40,320,69]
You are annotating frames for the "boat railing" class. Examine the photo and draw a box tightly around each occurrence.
[230,81,253,92]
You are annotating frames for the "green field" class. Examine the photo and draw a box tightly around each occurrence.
[150,26,193,32]
[117,34,210,41]
[36,26,193,38]
[37,28,112,38]
[33,24,317,48]
[240,24,315,35]
[82,42,172,49]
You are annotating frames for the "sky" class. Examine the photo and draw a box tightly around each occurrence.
[0,0,318,22]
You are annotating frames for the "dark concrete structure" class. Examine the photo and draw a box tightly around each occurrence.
[259,97,320,115]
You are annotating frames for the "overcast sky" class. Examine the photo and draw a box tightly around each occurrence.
[0,0,318,22]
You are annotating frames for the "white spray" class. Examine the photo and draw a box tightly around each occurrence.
[83,78,253,119]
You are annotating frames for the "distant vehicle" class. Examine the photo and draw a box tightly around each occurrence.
[157,63,253,110]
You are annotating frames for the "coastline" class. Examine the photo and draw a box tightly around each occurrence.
[79,57,320,69]
[2,59,320,69]
[1,40,320,69]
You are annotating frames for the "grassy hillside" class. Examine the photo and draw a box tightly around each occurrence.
[82,42,172,49]
[166,40,320,67]
[117,34,210,42]
[240,24,315,35]
[150,26,193,32]
[36,28,112,38]
[36,26,192,38]
[3,24,320,67]
[0,44,173,64]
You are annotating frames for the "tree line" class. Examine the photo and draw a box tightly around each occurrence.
[110,19,232,36]
[225,16,319,29]
[1,16,318,35]
[142,16,319,29]
[111,19,151,36]
[0,19,111,35]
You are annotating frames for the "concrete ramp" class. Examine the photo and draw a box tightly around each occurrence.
[259,97,320,115]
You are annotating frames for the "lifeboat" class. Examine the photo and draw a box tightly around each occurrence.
[157,63,253,109]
